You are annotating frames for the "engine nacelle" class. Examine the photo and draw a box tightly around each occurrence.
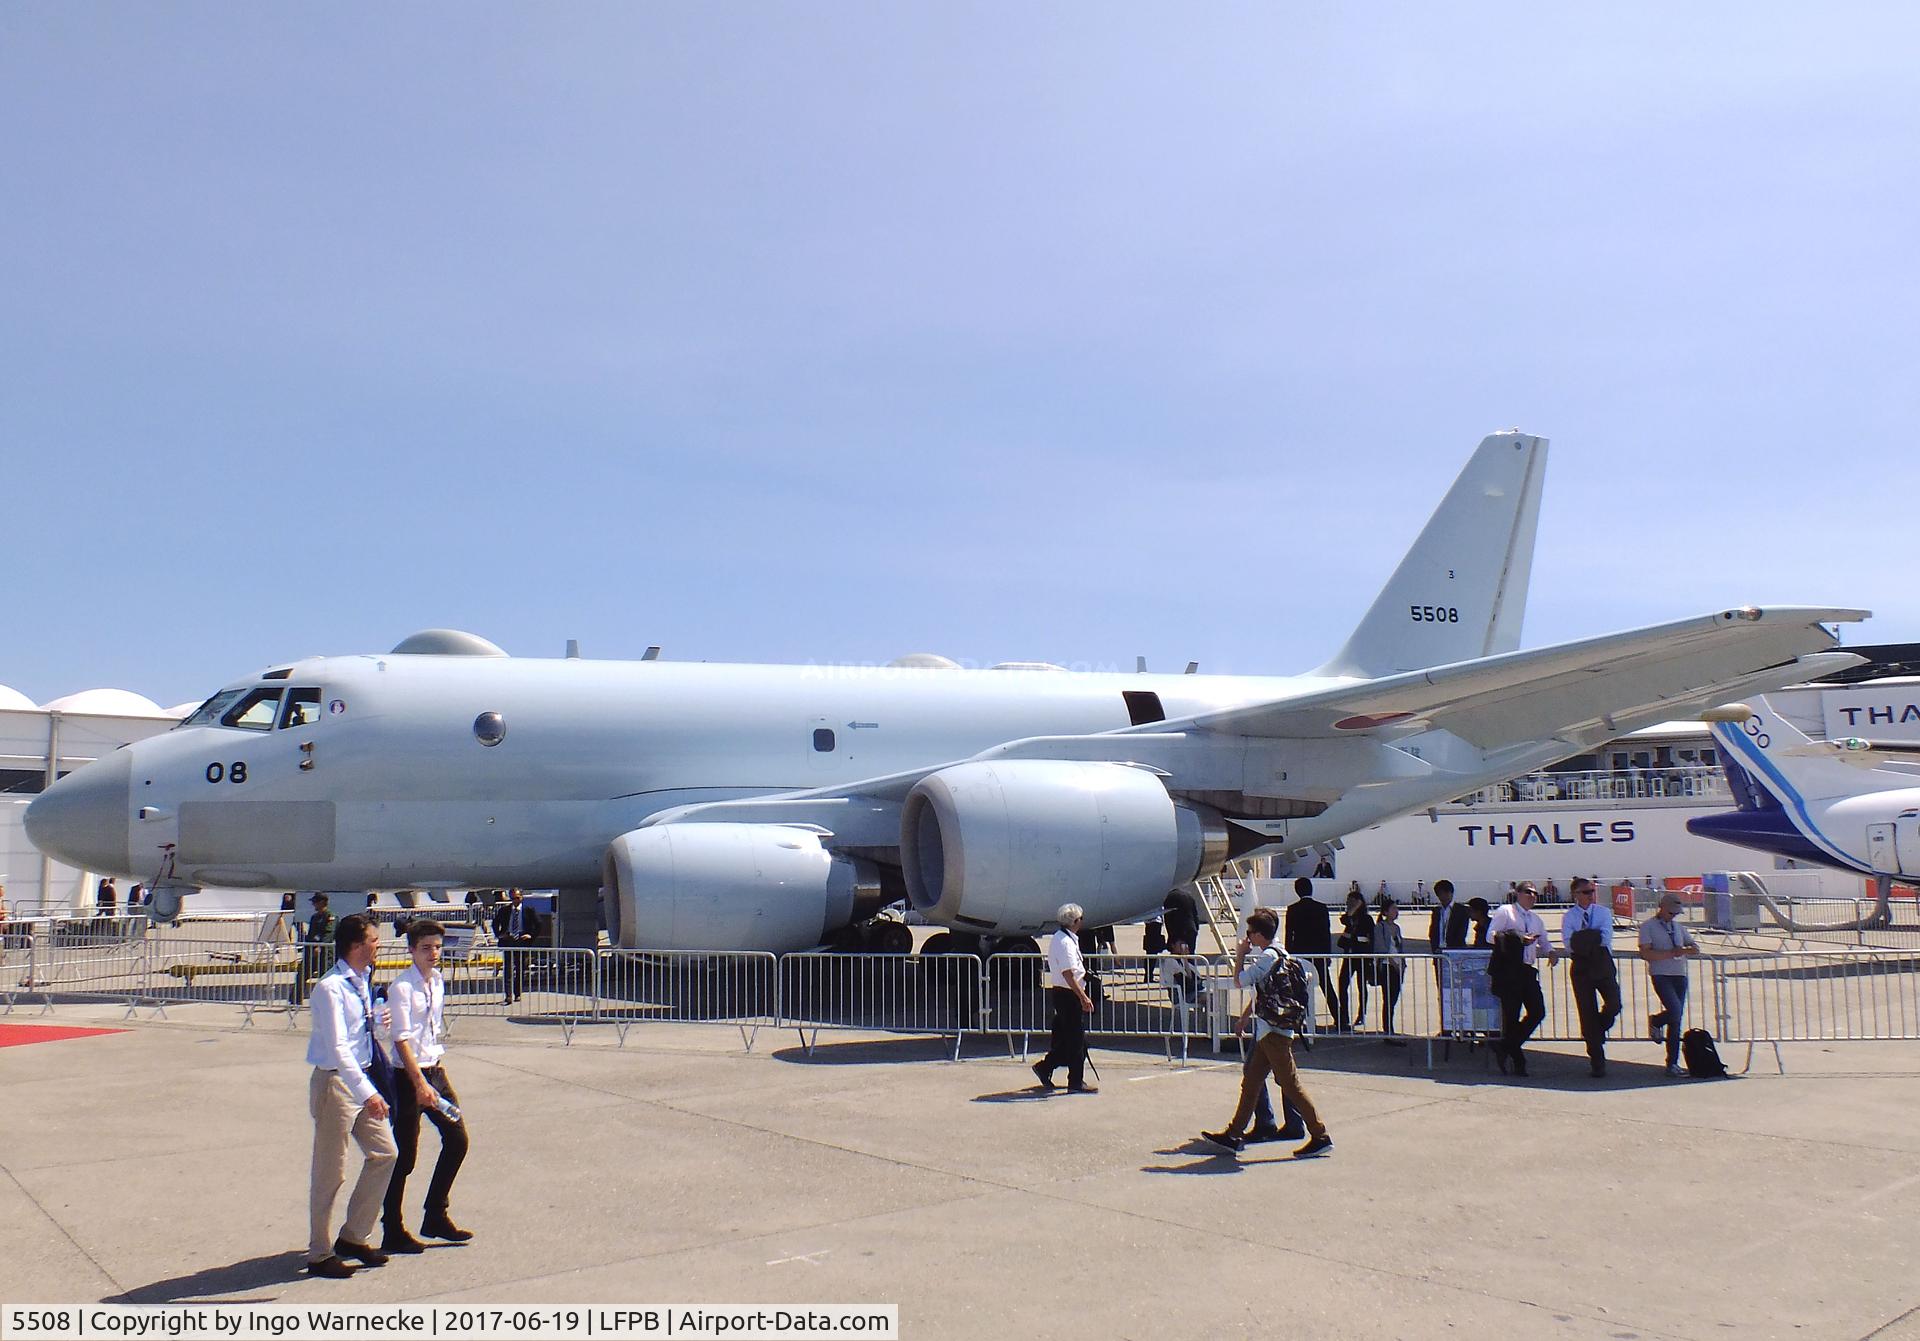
[603,823,879,952]
[900,760,1226,935]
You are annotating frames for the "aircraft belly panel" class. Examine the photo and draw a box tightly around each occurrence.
[179,800,337,864]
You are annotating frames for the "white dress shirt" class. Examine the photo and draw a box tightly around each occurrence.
[388,964,446,1069]
[304,961,380,1106]
[1487,903,1553,965]
[1561,900,1614,950]
[1046,928,1085,990]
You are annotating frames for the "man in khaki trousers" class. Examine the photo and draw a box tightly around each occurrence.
[305,913,397,1277]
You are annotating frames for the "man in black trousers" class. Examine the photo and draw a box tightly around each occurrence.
[1032,903,1097,1094]
[1283,877,1337,1027]
[491,888,540,1004]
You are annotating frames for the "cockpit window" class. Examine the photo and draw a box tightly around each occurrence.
[219,688,284,731]
[182,689,249,729]
[279,688,322,729]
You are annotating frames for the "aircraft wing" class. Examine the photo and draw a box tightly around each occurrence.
[642,607,1866,846]
[1146,606,1868,750]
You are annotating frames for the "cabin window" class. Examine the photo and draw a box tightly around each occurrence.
[813,728,836,753]
[278,688,322,729]
[219,688,284,731]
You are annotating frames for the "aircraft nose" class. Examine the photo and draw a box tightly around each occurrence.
[24,749,134,876]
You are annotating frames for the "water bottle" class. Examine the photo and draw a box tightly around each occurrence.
[433,1093,463,1124]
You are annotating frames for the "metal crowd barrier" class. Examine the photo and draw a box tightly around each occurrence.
[781,951,983,1057]
[985,954,1223,1062]
[137,934,294,1025]
[1712,951,1920,1071]
[441,945,601,1042]
[11,933,1920,1073]
[0,915,149,1015]
[599,949,779,1049]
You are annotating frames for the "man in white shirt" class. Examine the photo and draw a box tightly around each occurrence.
[1487,882,1558,1077]
[1561,877,1622,1077]
[304,914,397,1278]
[1032,903,1097,1094]
[381,919,472,1253]
[1639,892,1701,1077]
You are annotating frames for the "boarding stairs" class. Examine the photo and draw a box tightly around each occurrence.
[1192,859,1261,956]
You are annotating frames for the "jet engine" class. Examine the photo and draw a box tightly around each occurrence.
[603,822,881,952]
[900,760,1227,935]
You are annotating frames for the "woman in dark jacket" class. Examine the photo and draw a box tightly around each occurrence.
[1336,890,1375,1031]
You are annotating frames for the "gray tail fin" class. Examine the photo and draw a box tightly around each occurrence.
[1316,431,1548,679]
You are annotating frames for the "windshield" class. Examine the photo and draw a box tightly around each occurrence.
[182,689,248,728]
[179,686,283,731]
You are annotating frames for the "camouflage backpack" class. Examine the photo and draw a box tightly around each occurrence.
[1254,950,1311,1032]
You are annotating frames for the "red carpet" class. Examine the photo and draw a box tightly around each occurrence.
[0,1023,126,1048]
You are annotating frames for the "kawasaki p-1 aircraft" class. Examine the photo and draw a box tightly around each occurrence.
[27,431,1868,952]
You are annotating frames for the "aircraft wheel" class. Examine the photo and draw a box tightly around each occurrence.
[870,920,914,956]
[986,935,1041,958]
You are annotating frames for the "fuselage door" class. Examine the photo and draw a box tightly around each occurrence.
[1866,821,1898,875]
[1894,814,1920,876]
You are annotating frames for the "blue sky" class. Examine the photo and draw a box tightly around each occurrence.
[6,4,1917,708]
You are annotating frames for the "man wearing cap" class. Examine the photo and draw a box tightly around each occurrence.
[1562,877,1621,1076]
[1487,881,1558,1076]
[1640,892,1701,1077]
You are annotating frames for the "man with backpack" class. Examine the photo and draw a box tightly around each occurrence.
[1200,907,1332,1159]
[1639,892,1702,1078]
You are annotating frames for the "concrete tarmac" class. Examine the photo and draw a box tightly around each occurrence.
[4,1004,1920,1340]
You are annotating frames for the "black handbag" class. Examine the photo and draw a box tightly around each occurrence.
[1082,969,1105,1013]
[366,985,398,1104]
[367,1037,398,1105]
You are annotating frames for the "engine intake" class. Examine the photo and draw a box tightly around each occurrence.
[900,760,1225,935]
[604,822,879,953]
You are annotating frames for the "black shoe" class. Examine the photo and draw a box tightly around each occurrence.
[307,1255,356,1279]
[1495,1047,1509,1075]
[1030,1062,1055,1090]
[1511,1056,1529,1078]
[419,1215,473,1243]
[1649,1014,1665,1043]
[1199,1130,1244,1153]
[334,1238,388,1267]
[1245,1125,1285,1144]
[1590,1060,1607,1078]
[382,1228,428,1254]
[1294,1133,1334,1158]
[1067,1082,1099,1094]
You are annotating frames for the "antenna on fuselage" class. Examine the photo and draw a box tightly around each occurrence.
[642,646,662,661]
[565,639,580,659]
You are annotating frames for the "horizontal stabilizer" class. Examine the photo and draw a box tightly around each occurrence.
[1160,606,1867,751]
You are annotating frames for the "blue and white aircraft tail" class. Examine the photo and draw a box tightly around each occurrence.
[1693,693,1920,903]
